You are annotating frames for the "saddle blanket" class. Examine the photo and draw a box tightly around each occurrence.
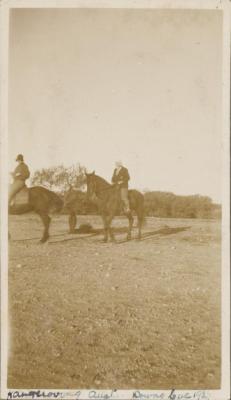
[13,186,30,206]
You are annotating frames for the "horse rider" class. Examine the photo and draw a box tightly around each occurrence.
[9,154,30,206]
[111,161,130,213]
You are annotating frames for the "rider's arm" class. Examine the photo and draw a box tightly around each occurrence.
[119,168,130,184]
[14,164,30,180]
[11,168,19,178]
[125,169,130,182]
[111,170,117,184]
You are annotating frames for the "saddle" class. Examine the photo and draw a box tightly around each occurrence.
[13,185,30,206]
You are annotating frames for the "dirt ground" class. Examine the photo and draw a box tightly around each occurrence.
[8,214,221,390]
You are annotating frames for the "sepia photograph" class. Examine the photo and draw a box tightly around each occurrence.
[1,0,230,399]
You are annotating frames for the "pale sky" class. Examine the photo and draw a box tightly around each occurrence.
[8,8,222,202]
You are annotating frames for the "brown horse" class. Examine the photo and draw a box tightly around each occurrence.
[9,186,63,242]
[86,172,145,242]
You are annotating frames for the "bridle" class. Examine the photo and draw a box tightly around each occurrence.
[87,176,117,198]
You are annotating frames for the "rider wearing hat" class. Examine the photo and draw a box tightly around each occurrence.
[8,154,30,205]
[111,161,130,213]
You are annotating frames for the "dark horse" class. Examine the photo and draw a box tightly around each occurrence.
[9,186,63,242]
[86,172,145,242]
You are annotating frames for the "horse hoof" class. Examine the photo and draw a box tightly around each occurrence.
[127,235,131,241]
[40,237,49,243]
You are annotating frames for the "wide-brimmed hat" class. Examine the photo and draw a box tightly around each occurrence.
[16,154,24,161]
[115,160,123,166]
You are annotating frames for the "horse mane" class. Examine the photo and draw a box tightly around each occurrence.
[94,174,111,189]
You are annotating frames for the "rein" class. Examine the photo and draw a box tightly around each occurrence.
[96,184,117,194]
[92,177,117,196]
[94,184,119,198]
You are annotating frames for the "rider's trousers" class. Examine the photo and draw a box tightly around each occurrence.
[8,180,25,206]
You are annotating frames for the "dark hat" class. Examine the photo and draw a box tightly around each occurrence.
[16,154,24,161]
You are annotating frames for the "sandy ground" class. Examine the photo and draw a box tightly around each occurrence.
[7,214,221,389]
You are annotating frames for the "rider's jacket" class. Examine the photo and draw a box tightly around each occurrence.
[111,166,130,189]
[13,162,30,182]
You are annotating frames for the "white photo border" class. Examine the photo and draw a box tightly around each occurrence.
[1,1,230,399]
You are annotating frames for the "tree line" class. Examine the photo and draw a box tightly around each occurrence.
[31,164,221,219]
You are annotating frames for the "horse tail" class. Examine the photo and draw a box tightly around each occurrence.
[139,203,146,227]
[136,193,146,227]
[140,210,146,227]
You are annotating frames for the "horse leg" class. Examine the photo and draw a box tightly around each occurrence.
[38,212,51,243]
[107,214,116,242]
[137,210,144,240]
[102,215,109,242]
[126,211,134,240]
[69,212,77,233]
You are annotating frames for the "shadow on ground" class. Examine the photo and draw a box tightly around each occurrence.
[74,225,191,235]
[12,225,191,243]
[150,226,191,236]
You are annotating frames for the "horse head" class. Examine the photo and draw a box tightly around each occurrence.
[86,172,111,201]
[85,171,97,199]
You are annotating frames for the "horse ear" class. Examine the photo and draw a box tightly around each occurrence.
[92,171,95,175]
